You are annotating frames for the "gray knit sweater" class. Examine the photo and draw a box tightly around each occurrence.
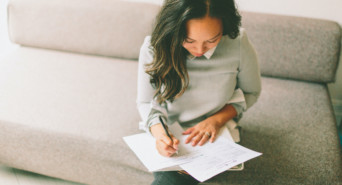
[137,28,261,134]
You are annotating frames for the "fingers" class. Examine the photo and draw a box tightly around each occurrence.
[182,127,194,135]
[191,133,204,146]
[160,136,177,153]
[185,130,199,144]
[156,134,179,157]
[160,134,173,146]
[173,136,180,150]
[209,132,217,143]
[158,141,176,157]
[183,121,220,146]
[187,130,220,146]
[198,133,210,146]
[186,131,214,146]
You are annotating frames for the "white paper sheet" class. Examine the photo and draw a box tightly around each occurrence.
[123,122,262,182]
[123,132,200,171]
[179,138,262,182]
[123,122,206,171]
[156,122,236,171]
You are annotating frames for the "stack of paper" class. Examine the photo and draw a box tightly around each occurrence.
[123,122,262,182]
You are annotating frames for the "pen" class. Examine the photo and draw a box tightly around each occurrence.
[159,116,178,155]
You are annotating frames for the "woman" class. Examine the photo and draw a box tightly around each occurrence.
[137,0,261,184]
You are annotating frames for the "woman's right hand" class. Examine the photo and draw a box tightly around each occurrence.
[150,123,179,157]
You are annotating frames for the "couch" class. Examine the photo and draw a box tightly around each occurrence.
[1,0,341,184]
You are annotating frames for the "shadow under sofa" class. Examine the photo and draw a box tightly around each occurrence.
[0,0,341,184]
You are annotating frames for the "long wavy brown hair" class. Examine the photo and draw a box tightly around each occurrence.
[146,0,241,104]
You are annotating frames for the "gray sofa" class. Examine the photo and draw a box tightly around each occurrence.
[1,0,341,184]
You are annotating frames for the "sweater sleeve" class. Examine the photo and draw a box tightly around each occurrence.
[230,29,262,119]
[226,88,247,121]
[136,36,168,135]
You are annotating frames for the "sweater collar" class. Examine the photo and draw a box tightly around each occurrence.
[187,46,217,60]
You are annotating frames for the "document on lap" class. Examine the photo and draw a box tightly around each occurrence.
[179,137,262,182]
[122,131,201,172]
[123,122,262,182]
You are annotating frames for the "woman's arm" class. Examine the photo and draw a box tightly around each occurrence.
[236,29,262,109]
[206,104,237,128]
[137,36,179,157]
[137,36,168,134]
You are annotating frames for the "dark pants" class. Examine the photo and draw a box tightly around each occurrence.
[151,171,200,185]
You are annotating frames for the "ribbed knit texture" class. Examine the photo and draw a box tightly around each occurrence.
[137,28,262,133]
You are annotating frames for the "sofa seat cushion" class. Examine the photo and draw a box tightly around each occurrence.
[0,47,341,184]
[0,46,152,185]
[206,77,342,184]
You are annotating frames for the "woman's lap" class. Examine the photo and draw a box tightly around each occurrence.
[151,171,199,185]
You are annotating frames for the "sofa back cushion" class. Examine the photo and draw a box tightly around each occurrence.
[8,0,341,83]
[241,12,341,83]
[7,0,160,60]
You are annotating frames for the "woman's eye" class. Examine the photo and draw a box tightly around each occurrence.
[185,40,194,43]
[207,40,217,43]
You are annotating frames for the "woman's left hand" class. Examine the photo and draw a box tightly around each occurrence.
[182,117,223,146]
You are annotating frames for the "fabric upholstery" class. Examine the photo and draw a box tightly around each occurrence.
[8,1,341,83]
[3,0,342,184]
[7,0,160,60]
[205,77,342,184]
[0,47,151,185]
[0,47,341,184]
[241,12,341,83]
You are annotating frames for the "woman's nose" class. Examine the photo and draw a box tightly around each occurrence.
[194,44,205,54]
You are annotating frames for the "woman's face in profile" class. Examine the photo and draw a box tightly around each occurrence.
[182,15,223,57]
